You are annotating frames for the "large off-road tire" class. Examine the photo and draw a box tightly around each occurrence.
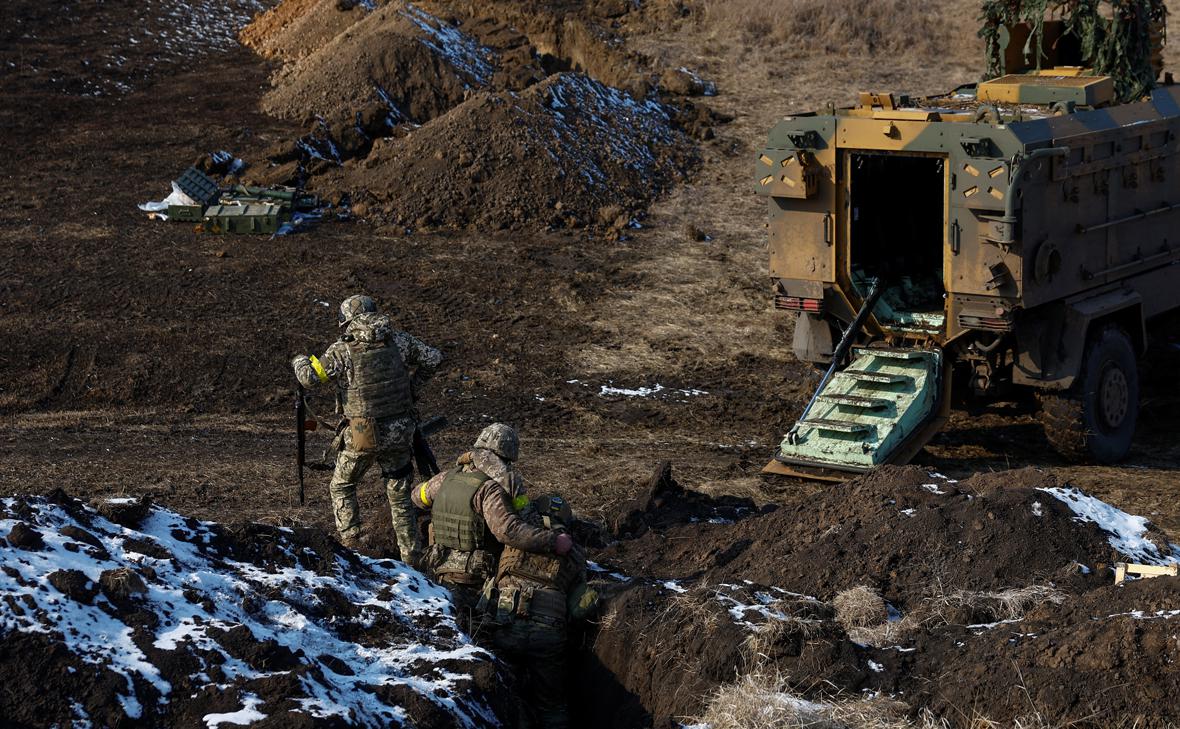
[1040,325,1139,463]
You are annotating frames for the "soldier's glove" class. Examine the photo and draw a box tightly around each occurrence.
[554,533,573,556]
[291,354,311,370]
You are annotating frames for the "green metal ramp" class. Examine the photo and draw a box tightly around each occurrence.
[773,347,944,474]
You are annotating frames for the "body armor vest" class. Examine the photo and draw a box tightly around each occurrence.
[494,542,579,624]
[342,337,414,420]
[432,469,491,552]
[497,544,579,594]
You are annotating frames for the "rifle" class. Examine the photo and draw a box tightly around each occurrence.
[412,415,449,478]
[295,384,324,506]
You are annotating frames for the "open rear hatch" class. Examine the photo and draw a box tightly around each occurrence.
[766,151,950,479]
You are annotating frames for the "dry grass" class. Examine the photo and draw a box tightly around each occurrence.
[663,584,725,632]
[833,586,888,630]
[843,584,1065,647]
[845,614,923,647]
[924,585,1066,625]
[691,667,946,729]
[742,611,826,659]
[696,0,955,57]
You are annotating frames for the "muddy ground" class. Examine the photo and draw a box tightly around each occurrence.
[3,0,1180,726]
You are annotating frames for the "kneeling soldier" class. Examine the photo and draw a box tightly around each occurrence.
[412,423,572,623]
[486,493,598,729]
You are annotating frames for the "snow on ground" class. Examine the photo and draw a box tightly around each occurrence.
[566,379,709,400]
[532,72,683,193]
[0,494,500,727]
[400,3,494,86]
[1040,487,1180,564]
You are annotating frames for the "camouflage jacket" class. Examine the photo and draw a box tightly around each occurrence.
[292,313,442,412]
[412,449,556,554]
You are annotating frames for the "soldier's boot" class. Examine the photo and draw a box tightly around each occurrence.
[385,471,420,564]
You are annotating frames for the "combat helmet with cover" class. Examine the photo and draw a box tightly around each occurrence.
[474,422,519,462]
[338,294,377,327]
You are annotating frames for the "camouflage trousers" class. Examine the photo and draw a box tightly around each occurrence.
[329,415,419,561]
[491,618,568,729]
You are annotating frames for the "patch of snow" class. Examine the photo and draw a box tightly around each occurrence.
[1106,609,1180,620]
[900,508,916,517]
[663,580,688,594]
[600,383,665,397]
[597,382,708,399]
[0,495,496,726]
[400,4,494,86]
[1032,501,1043,517]
[586,561,631,582]
[867,660,884,672]
[966,618,1021,630]
[204,694,266,727]
[921,483,946,495]
[1040,487,1179,564]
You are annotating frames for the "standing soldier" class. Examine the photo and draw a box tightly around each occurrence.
[485,493,598,729]
[411,423,573,622]
[291,294,441,561]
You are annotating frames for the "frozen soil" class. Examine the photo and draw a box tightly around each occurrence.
[584,465,1180,728]
[0,491,508,727]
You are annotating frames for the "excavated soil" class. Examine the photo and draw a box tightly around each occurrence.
[0,490,510,727]
[584,466,1180,728]
[238,0,709,234]
[599,466,1124,604]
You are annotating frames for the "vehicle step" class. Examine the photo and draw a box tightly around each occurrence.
[799,418,873,434]
[837,369,913,385]
[817,393,892,409]
[853,347,929,360]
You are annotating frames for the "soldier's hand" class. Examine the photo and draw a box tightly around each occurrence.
[554,533,573,556]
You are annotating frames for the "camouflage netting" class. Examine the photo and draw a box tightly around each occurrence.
[979,0,1167,102]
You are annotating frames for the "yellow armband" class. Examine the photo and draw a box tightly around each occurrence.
[418,483,432,507]
[309,355,329,383]
[512,494,529,512]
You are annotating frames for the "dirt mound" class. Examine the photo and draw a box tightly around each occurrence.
[238,0,714,232]
[582,467,1180,727]
[259,3,495,125]
[0,491,508,727]
[241,0,367,62]
[339,72,694,233]
[597,466,1153,607]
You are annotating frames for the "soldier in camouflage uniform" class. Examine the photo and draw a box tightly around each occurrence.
[292,295,442,561]
[411,423,573,625]
[485,493,598,729]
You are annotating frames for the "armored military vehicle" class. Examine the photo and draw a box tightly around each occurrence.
[760,0,1177,477]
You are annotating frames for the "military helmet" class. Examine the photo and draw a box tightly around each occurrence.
[473,422,519,462]
[532,493,574,526]
[338,295,377,327]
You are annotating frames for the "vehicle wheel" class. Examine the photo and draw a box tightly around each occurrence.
[1040,325,1139,463]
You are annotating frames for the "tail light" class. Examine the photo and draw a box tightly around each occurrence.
[775,295,823,312]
